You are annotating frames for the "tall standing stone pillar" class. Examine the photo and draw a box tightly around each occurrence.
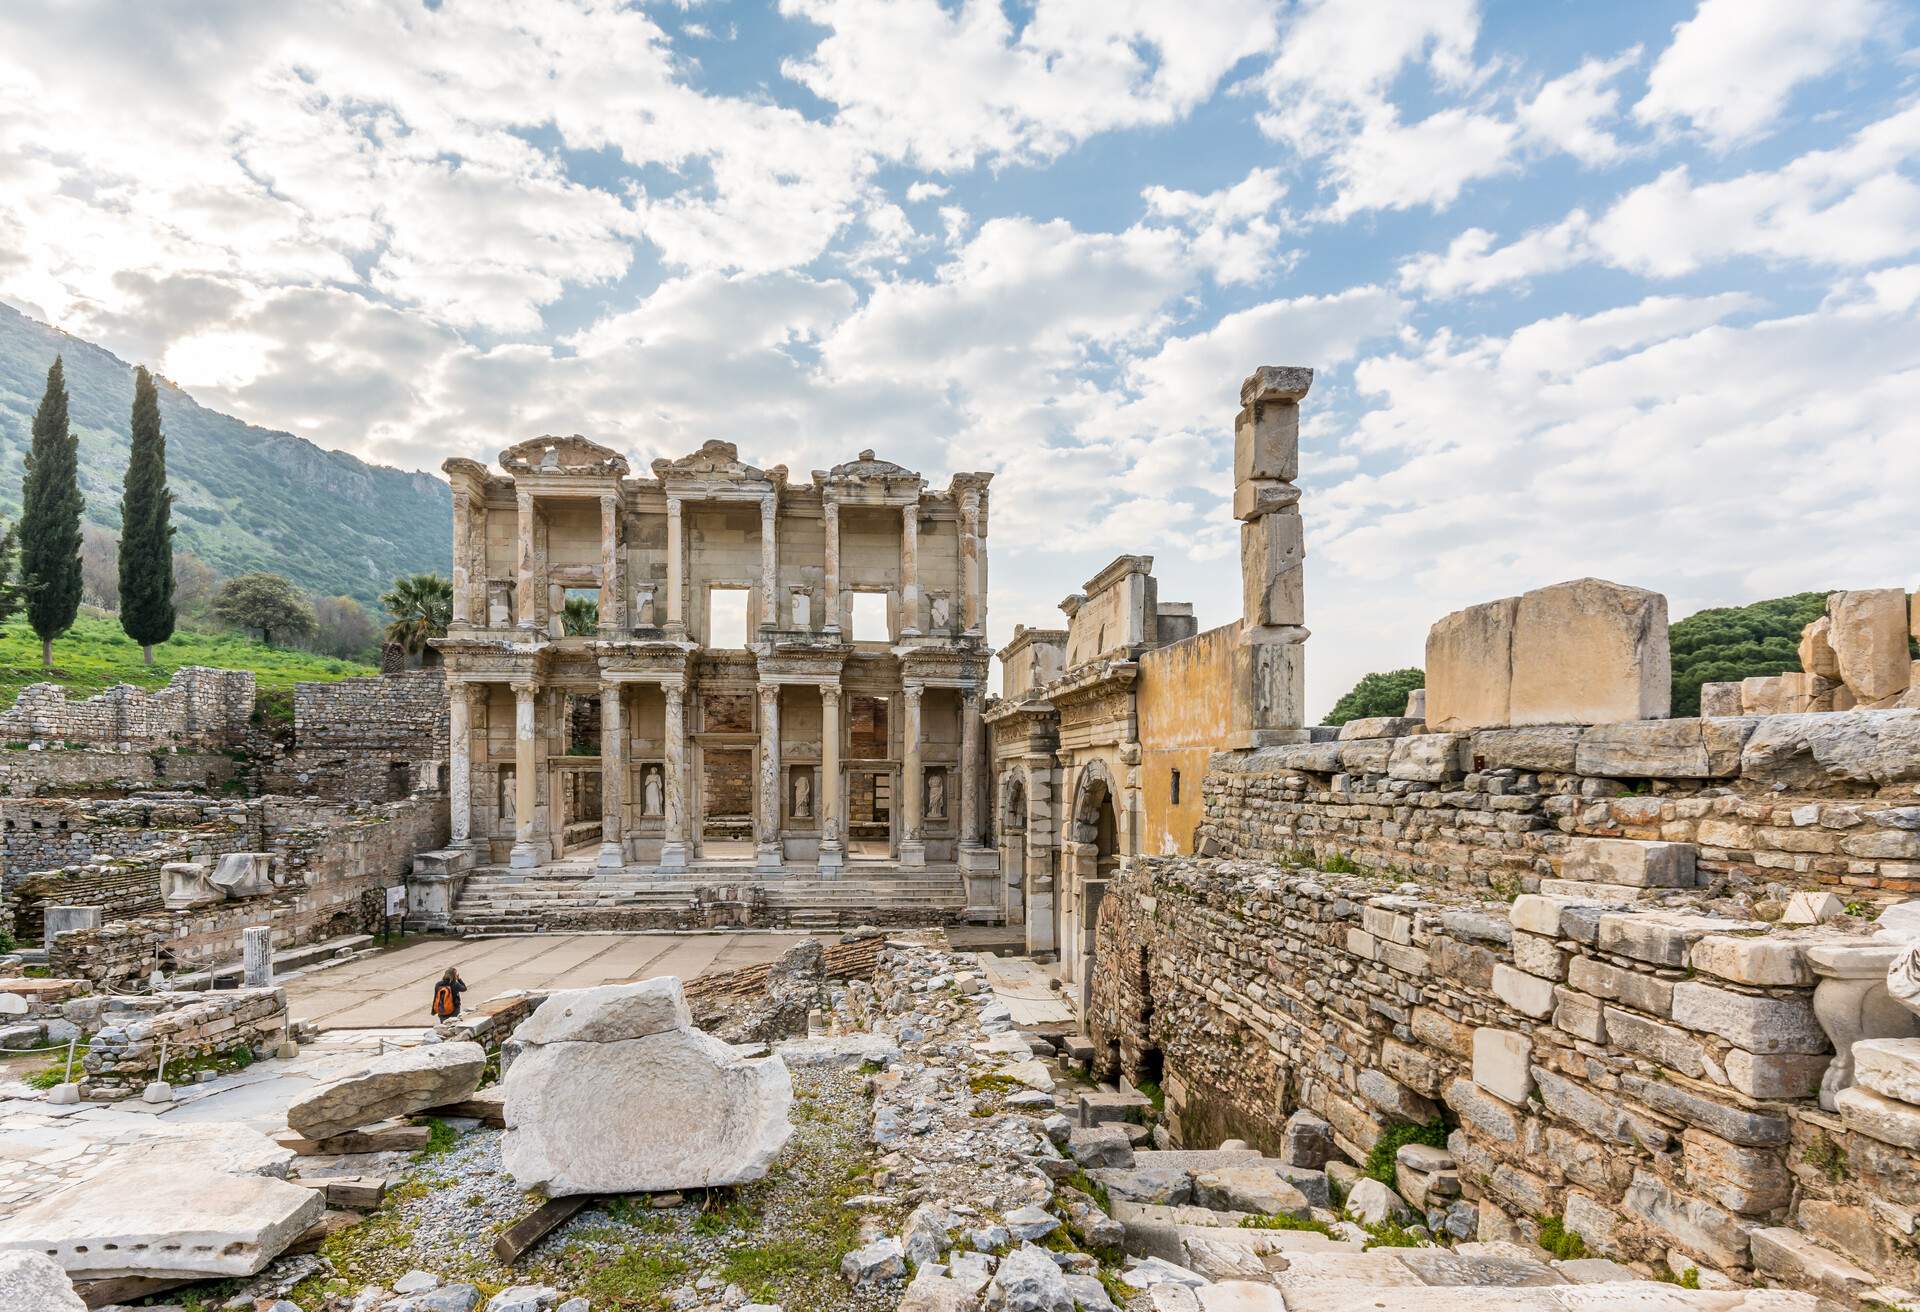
[509,681,540,870]
[665,494,686,638]
[755,682,784,874]
[900,684,926,868]
[243,925,273,988]
[959,687,982,849]
[960,485,984,636]
[448,680,473,850]
[599,494,624,635]
[823,500,841,633]
[819,685,843,876]
[760,494,779,630]
[1232,365,1313,749]
[515,492,537,632]
[660,677,688,870]
[597,681,625,870]
[899,504,920,636]
[450,490,472,627]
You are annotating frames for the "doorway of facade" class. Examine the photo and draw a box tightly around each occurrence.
[846,767,895,859]
[699,746,755,860]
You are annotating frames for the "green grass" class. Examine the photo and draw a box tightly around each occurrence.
[1240,1212,1337,1237]
[1363,1121,1450,1185]
[1534,1214,1587,1260]
[1357,1217,1426,1250]
[0,610,376,704]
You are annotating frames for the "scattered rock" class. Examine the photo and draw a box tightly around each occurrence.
[287,1041,487,1141]
[0,1251,84,1311]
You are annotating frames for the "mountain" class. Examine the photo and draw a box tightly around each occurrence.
[0,301,449,607]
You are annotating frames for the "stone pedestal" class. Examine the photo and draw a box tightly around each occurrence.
[1809,942,1920,1110]
[409,848,475,931]
[242,926,273,989]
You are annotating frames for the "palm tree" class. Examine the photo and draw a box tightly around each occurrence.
[381,573,452,661]
[562,594,598,636]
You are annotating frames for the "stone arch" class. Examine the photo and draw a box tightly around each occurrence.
[1070,759,1119,874]
[1001,767,1029,833]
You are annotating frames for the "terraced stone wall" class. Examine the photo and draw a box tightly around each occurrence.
[0,668,254,750]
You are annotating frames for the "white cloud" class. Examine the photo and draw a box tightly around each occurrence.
[1518,48,1640,165]
[906,182,951,202]
[1397,213,1591,297]
[1141,167,1292,284]
[1319,105,1519,220]
[1635,0,1891,147]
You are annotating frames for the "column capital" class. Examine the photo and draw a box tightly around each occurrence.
[823,498,839,522]
[820,684,841,706]
[511,679,539,697]
[757,680,780,700]
[666,492,683,514]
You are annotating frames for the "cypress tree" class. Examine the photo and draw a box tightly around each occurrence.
[19,357,84,668]
[118,366,176,665]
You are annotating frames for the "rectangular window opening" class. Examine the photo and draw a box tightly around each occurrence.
[1170,768,1182,805]
[706,586,751,649]
[851,592,890,643]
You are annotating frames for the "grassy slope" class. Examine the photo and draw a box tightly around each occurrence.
[0,301,450,606]
[0,610,376,703]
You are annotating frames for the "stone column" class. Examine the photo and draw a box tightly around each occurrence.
[660,677,688,870]
[900,683,926,867]
[665,494,686,637]
[243,925,273,988]
[760,493,779,631]
[515,493,537,631]
[756,682,783,873]
[819,685,843,876]
[961,486,984,635]
[899,503,921,636]
[960,686,982,849]
[1232,365,1313,748]
[823,499,841,633]
[509,681,540,870]
[599,493,624,634]
[448,680,473,850]
[597,681,625,869]
[450,490,472,627]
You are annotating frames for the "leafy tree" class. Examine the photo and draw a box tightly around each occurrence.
[381,573,452,659]
[0,519,23,630]
[18,356,85,667]
[1669,592,1830,716]
[562,594,598,636]
[307,594,381,662]
[79,524,119,611]
[171,551,219,623]
[1326,667,1426,725]
[212,571,314,647]
[118,365,176,664]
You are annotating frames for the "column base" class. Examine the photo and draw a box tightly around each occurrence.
[595,840,626,869]
[658,840,688,872]
[817,843,844,878]
[754,842,785,875]
[508,841,540,871]
[898,839,927,868]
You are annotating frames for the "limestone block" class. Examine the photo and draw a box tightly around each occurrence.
[1622,1169,1750,1269]
[1670,982,1829,1054]
[502,977,793,1195]
[1344,1177,1414,1226]
[1239,511,1303,628]
[1337,739,1393,774]
[1699,681,1744,717]
[207,852,274,898]
[1604,1008,1707,1077]
[1836,1085,1920,1148]
[1596,912,1757,967]
[1444,1079,1522,1142]
[1387,732,1469,782]
[1470,1028,1533,1105]
[1492,965,1557,1019]
[1740,710,1920,787]
[1799,616,1842,679]
[1552,987,1607,1043]
[1829,588,1911,702]
[1509,578,1670,727]
[1750,1226,1876,1303]
[1560,1193,1624,1258]
[1779,891,1844,926]
[1533,1067,1668,1148]
[0,1252,84,1311]
[1239,364,1313,405]
[1471,725,1582,772]
[1404,687,1426,719]
[1231,478,1300,522]
[1279,1110,1334,1169]
[1574,718,1756,779]
[1230,630,1306,743]
[1191,1167,1309,1218]
[1357,1068,1437,1123]
[1426,597,1517,732]
[1510,894,1611,937]
[1567,955,1675,1016]
[1338,715,1423,740]
[1723,1050,1830,1101]
[1680,1129,1792,1216]
[1852,1037,1920,1104]
[287,1041,486,1141]
[1563,838,1697,888]
[1234,400,1300,486]
[1740,676,1797,717]
[1068,1124,1135,1169]
[1688,935,1813,987]
[1510,932,1569,981]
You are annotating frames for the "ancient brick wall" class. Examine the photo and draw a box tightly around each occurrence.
[0,668,253,749]
[1201,709,1920,899]
[265,669,451,801]
[1089,856,1920,1298]
[0,746,240,799]
[80,987,289,1093]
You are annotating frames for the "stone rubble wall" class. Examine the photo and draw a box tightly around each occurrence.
[0,668,254,750]
[261,669,450,803]
[1201,709,1920,899]
[75,987,289,1094]
[45,795,447,986]
[0,745,242,799]
[1088,854,1920,1302]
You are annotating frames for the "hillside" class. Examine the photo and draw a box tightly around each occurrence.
[0,610,376,703]
[0,301,449,606]
[1669,591,1830,717]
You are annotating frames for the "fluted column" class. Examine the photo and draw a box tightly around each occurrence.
[660,677,688,869]
[760,493,779,630]
[899,503,920,636]
[665,495,686,637]
[599,494,624,634]
[819,685,843,876]
[450,490,473,627]
[961,486,984,635]
[756,682,783,873]
[515,493,536,631]
[823,500,841,634]
[960,686,982,850]
[900,683,926,867]
[597,682,625,869]
[448,680,473,848]
[508,681,540,869]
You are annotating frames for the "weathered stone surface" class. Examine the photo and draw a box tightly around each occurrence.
[1562,838,1696,888]
[1687,936,1813,987]
[1471,1028,1533,1105]
[1596,912,1756,968]
[842,1236,906,1286]
[1853,1037,1920,1104]
[1240,511,1304,629]
[0,1161,323,1279]
[1444,1078,1521,1143]
[1829,588,1911,702]
[1345,1177,1415,1226]
[1427,597,1519,732]
[1567,955,1674,1016]
[286,1041,486,1140]
[1680,1129,1792,1215]
[1511,931,1569,981]
[1722,1050,1830,1101]
[1699,682,1743,716]
[1670,982,1828,1055]
[1470,726,1582,772]
[1280,1110,1334,1168]
[1620,1073,1790,1147]
[1750,1226,1876,1303]
[0,1251,85,1310]
[1740,709,1920,787]
[1837,1085,1920,1148]
[984,1242,1073,1311]
[1068,1124,1136,1168]
[1533,1067,1668,1149]
[1357,1068,1438,1122]
[1388,732,1470,782]
[502,977,792,1195]
[1575,719,1756,780]
[1798,615,1841,680]
[1622,1169,1751,1268]
[1492,965,1557,1018]
[1192,1167,1309,1218]
[1603,1008,1707,1077]
[1509,578,1670,727]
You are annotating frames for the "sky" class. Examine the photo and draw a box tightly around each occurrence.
[1,0,1916,718]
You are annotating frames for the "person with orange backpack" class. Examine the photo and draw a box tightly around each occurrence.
[430,967,466,1022]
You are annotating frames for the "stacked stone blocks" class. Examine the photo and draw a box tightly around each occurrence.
[1231,366,1312,749]
[1705,588,1920,716]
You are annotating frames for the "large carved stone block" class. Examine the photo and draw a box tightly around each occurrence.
[1799,614,1841,679]
[1829,588,1912,704]
[1425,597,1517,731]
[1233,400,1299,486]
[1229,629,1305,746]
[1509,578,1668,726]
[1239,510,1303,628]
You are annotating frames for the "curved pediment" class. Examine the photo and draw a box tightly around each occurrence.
[650,439,787,489]
[499,435,631,478]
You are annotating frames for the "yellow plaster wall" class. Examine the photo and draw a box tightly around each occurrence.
[1137,623,1238,855]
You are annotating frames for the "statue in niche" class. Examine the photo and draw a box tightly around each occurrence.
[635,585,657,627]
[926,770,946,820]
[499,767,517,827]
[792,770,813,819]
[930,594,951,630]
[643,766,664,817]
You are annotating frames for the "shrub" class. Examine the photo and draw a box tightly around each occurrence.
[1363,1120,1449,1185]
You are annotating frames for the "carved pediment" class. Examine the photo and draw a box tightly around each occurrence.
[812,448,926,495]
[500,435,630,478]
[651,439,787,489]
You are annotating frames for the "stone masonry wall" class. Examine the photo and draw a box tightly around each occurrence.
[1088,856,1920,1303]
[0,667,254,749]
[77,987,289,1094]
[0,746,240,799]
[266,669,450,802]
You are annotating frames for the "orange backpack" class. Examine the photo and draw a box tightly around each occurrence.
[432,982,457,1018]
